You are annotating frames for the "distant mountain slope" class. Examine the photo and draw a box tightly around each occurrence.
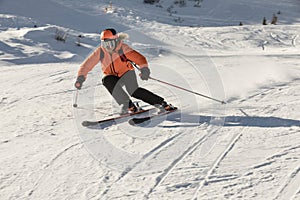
[1,0,299,28]
[0,0,127,32]
[63,0,299,27]
[139,0,300,26]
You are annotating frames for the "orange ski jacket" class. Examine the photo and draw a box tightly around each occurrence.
[77,41,148,78]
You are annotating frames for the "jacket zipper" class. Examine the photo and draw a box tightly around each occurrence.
[109,52,118,76]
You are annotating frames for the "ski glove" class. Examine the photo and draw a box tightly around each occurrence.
[75,75,85,89]
[140,67,150,80]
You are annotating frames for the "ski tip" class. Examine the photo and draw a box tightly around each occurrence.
[82,121,90,127]
[82,121,98,127]
[128,119,136,126]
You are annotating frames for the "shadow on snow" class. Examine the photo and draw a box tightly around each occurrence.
[159,113,300,128]
[82,112,300,129]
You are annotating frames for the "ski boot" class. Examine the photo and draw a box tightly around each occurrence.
[120,100,139,114]
[156,101,177,113]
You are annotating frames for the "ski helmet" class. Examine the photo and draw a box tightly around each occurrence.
[100,28,118,40]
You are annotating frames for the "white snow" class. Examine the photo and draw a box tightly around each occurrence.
[0,0,300,200]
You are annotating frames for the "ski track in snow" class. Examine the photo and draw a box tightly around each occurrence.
[144,128,220,199]
[191,127,247,200]
[192,81,300,200]
[274,165,300,200]
[100,130,188,197]
[27,142,82,197]
[99,126,216,200]
[100,79,300,200]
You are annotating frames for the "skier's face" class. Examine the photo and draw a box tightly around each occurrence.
[102,39,117,51]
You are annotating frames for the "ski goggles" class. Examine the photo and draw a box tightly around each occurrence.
[101,39,117,50]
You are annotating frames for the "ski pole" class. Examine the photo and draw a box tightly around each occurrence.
[73,89,79,107]
[129,61,226,104]
[148,76,226,104]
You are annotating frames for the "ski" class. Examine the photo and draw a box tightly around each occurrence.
[128,107,178,125]
[82,108,154,127]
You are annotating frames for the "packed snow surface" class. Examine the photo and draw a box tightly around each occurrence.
[0,0,299,199]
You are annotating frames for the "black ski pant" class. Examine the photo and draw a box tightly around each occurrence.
[102,70,164,107]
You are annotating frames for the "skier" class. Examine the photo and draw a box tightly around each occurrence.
[74,28,176,114]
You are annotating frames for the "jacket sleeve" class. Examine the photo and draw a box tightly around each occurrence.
[122,44,148,69]
[77,46,101,78]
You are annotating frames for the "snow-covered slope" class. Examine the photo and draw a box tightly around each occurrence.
[50,0,300,27]
[0,0,300,200]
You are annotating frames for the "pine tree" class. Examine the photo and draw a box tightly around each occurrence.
[262,17,267,25]
[271,14,278,25]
